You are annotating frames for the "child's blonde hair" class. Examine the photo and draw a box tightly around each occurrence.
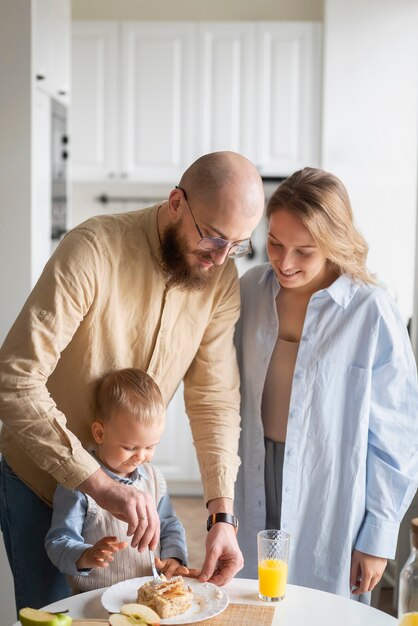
[96,368,165,426]
[266,167,376,285]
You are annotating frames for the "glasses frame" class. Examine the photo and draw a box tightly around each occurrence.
[175,185,253,258]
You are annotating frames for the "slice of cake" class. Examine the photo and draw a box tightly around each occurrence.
[137,576,193,618]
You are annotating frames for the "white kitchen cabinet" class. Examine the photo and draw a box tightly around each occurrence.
[71,22,119,180]
[121,23,196,182]
[197,22,256,160]
[153,384,202,494]
[71,21,322,182]
[33,0,70,102]
[256,22,322,175]
[72,22,196,183]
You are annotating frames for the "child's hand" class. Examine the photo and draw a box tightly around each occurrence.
[76,535,128,570]
[155,555,189,579]
[350,549,387,595]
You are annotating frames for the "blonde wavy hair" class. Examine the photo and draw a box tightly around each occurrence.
[96,368,165,426]
[266,167,376,285]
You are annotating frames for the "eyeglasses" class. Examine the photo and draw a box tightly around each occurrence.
[175,186,253,258]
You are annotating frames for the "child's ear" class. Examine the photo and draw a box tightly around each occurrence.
[92,421,104,444]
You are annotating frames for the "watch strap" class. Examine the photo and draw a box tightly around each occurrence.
[207,512,239,533]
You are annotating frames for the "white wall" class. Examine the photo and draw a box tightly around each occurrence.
[322,0,418,322]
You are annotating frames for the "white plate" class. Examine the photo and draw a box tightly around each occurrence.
[101,576,229,624]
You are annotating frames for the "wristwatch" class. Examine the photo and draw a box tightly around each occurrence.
[207,512,239,533]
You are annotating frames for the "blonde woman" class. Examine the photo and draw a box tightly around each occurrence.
[234,168,418,601]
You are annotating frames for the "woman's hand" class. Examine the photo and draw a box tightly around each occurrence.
[350,549,387,595]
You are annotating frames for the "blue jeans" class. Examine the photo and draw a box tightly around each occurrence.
[0,456,71,615]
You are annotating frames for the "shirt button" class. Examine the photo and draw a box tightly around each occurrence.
[257,465,261,471]
[289,410,296,418]
[259,500,262,507]
[285,486,291,494]
[287,448,294,457]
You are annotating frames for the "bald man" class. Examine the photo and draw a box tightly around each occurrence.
[0,151,265,613]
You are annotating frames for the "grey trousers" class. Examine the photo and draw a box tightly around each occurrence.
[264,437,285,530]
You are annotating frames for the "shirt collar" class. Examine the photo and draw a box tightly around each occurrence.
[258,264,359,309]
[91,451,149,485]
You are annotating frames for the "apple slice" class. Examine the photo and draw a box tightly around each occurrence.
[109,613,160,626]
[19,608,72,626]
[108,602,160,625]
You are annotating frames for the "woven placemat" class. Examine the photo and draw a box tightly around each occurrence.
[182,602,275,626]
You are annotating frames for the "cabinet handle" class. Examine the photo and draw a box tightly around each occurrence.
[58,90,68,96]
[36,74,46,81]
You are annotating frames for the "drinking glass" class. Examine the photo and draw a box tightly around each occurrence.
[257,529,290,602]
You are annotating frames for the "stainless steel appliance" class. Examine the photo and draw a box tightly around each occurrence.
[51,99,68,241]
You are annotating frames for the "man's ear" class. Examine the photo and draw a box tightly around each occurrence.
[167,187,183,221]
[92,421,105,444]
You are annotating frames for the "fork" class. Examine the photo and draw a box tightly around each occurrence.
[149,548,164,584]
[149,548,182,584]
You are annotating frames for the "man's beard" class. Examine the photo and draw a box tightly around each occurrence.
[160,222,215,291]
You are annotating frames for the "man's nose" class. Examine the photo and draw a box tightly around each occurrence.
[210,246,230,265]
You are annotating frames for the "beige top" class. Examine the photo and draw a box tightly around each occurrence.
[71,463,164,593]
[0,205,241,504]
[261,338,299,443]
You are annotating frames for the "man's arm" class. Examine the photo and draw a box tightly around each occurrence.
[183,264,243,584]
[0,229,159,548]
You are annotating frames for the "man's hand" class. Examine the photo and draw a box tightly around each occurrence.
[198,497,243,586]
[76,535,127,570]
[350,549,387,595]
[199,522,243,586]
[78,469,160,551]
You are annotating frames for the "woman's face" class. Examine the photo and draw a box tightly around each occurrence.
[267,209,331,293]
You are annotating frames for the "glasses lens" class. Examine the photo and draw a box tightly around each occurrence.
[228,241,252,258]
[198,237,230,252]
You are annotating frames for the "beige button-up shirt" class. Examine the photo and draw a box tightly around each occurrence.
[0,205,241,505]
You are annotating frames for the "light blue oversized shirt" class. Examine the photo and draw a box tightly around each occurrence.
[234,264,418,597]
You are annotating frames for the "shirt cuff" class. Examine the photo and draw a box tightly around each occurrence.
[160,547,188,566]
[202,468,236,504]
[50,447,101,490]
[65,545,94,576]
[355,514,400,559]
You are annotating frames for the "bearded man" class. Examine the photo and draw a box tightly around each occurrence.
[0,151,264,613]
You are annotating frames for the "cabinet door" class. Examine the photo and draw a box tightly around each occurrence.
[256,22,322,175]
[71,22,119,181]
[153,384,202,495]
[33,0,70,102]
[121,23,196,183]
[197,23,256,161]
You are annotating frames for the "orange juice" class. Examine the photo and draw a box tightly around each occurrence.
[258,558,288,599]
[399,613,418,626]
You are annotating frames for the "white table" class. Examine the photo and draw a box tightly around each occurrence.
[12,578,397,626]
